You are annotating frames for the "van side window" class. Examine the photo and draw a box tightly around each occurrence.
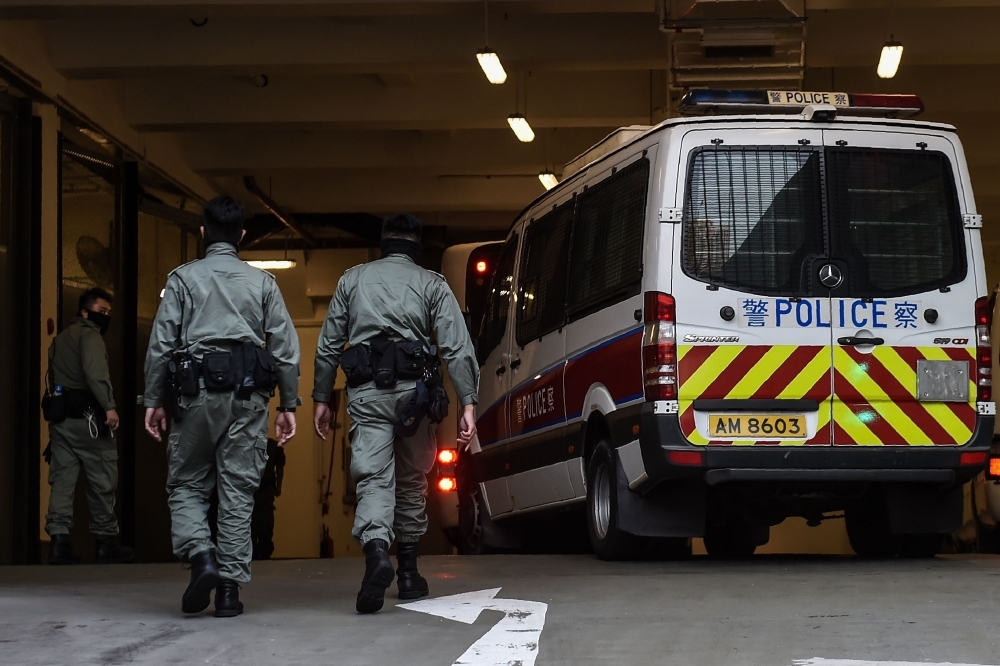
[826,148,965,297]
[568,157,649,316]
[477,235,519,365]
[682,148,824,295]
[516,202,573,345]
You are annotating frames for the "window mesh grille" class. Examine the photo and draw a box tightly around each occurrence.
[682,148,824,295]
[826,148,965,296]
[477,235,518,365]
[517,202,573,345]
[568,158,649,312]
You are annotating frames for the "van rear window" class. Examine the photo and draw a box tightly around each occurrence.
[826,149,965,297]
[681,146,966,297]
[682,148,824,295]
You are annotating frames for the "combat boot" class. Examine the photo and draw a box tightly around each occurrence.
[356,539,395,614]
[214,581,244,618]
[396,542,429,600]
[182,550,220,615]
[48,534,81,565]
[95,537,134,564]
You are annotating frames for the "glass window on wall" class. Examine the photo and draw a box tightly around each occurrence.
[60,148,118,327]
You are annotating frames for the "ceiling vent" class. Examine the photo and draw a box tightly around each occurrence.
[660,0,806,114]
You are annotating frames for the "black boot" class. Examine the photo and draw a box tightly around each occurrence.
[95,537,134,564]
[396,542,429,600]
[48,534,81,565]
[214,581,244,618]
[356,539,395,614]
[182,550,220,615]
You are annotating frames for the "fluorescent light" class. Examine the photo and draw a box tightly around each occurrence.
[538,171,559,190]
[877,41,903,79]
[507,114,535,143]
[247,260,297,270]
[476,49,507,84]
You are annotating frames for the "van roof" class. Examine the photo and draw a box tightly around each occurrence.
[506,114,959,232]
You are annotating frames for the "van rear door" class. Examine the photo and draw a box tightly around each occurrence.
[822,130,979,446]
[673,128,834,446]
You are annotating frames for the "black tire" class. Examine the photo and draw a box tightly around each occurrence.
[846,498,895,558]
[587,441,640,560]
[456,473,492,555]
[703,521,762,559]
[895,534,944,559]
[642,537,692,561]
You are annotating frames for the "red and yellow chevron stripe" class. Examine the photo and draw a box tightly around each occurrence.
[677,344,977,447]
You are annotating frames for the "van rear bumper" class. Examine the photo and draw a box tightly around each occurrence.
[638,404,993,488]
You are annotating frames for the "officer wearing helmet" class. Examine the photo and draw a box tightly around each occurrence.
[313,213,479,614]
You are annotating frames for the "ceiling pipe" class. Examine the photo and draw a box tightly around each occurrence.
[243,175,319,247]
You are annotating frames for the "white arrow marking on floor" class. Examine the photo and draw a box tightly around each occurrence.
[400,587,548,666]
[792,657,996,666]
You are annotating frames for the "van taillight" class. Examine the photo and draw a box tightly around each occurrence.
[643,292,677,401]
[976,297,992,402]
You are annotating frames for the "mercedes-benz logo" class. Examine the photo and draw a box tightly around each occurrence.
[819,264,843,288]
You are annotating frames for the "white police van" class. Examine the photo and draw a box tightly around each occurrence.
[467,90,994,559]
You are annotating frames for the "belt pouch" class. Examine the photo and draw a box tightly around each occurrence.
[172,354,200,397]
[202,352,236,392]
[395,341,427,380]
[370,337,397,389]
[340,345,374,388]
[42,392,67,423]
[253,347,279,391]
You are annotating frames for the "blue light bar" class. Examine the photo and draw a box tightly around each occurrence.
[676,90,924,118]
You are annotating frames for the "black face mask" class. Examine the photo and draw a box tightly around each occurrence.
[87,311,111,336]
[381,238,422,262]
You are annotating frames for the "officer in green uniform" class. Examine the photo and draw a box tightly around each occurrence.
[44,287,133,565]
[143,196,300,618]
[313,213,479,614]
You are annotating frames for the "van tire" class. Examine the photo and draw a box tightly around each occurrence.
[587,441,640,560]
[846,496,894,558]
[703,521,761,559]
[456,465,493,555]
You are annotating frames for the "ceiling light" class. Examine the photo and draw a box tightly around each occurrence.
[477,49,507,84]
[247,260,297,270]
[877,41,903,79]
[538,171,558,190]
[507,114,535,143]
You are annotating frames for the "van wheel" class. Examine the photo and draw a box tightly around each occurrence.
[895,534,944,559]
[587,441,639,560]
[703,521,762,559]
[457,474,492,555]
[845,497,894,558]
[642,537,692,560]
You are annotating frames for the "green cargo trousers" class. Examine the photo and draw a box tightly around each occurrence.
[348,385,437,546]
[166,390,269,583]
[45,418,119,537]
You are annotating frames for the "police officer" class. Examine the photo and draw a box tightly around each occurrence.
[143,196,300,618]
[313,213,479,614]
[44,288,133,565]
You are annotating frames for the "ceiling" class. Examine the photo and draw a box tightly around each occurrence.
[1,0,999,245]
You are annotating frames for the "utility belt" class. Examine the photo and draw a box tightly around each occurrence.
[341,335,450,436]
[41,387,110,435]
[167,341,279,422]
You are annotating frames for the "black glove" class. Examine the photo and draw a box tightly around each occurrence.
[43,443,52,465]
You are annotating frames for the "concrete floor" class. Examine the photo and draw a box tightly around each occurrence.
[2,555,1000,666]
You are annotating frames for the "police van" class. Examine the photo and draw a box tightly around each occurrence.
[468,90,994,559]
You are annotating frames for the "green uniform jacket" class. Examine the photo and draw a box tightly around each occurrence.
[313,254,479,406]
[48,317,116,411]
[143,243,301,410]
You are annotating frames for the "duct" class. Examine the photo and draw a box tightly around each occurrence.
[243,175,319,247]
[659,0,807,113]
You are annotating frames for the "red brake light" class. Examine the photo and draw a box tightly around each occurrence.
[976,297,992,402]
[989,457,1000,479]
[643,292,678,401]
[437,449,457,465]
[476,260,488,274]
[437,476,457,492]
[850,93,924,110]
[960,451,987,466]
[976,297,989,326]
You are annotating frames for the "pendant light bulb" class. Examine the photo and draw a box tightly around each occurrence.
[877,41,903,79]
[507,114,535,143]
[477,48,507,84]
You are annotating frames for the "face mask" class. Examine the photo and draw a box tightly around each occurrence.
[87,311,111,336]
[381,238,422,262]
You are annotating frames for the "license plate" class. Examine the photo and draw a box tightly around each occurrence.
[709,414,806,439]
